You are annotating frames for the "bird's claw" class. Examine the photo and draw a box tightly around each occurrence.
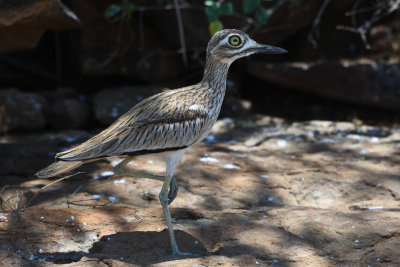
[168,177,179,205]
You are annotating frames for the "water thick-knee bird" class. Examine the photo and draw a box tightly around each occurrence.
[35,29,287,255]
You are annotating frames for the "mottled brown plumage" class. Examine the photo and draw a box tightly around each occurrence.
[35,29,287,255]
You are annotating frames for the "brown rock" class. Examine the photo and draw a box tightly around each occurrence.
[0,0,79,52]
[247,59,400,110]
[65,0,209,81]
[0,89,47,133]
[44,89,90,129]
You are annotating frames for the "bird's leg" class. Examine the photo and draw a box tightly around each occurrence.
[114,156,179,204]
[159,175,192,256]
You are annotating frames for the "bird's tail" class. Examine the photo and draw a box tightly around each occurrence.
[35,161,83,179]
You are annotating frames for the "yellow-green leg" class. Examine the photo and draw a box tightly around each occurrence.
[159,175,192,256]
[114,156,179,204]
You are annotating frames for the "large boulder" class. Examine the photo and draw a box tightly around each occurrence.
[0,0,79,52]
[0,89,47,133]
[43,88,90,129]
[247,58,400,110]
[66,0,210,81]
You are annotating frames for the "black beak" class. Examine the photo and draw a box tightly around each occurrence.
[253,43,288,54]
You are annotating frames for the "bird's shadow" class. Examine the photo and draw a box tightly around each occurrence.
[38,229,273,265]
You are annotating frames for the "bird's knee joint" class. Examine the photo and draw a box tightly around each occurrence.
[159,192,168,203]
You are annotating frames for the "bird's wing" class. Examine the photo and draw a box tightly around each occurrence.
[56,86,211,161]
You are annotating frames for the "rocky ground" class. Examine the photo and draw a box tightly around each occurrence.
[0,115,400,266]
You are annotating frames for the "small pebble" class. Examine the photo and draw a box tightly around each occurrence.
[107,237,111,241]
[260,174,269,179]
[354,239,360,243]
[83,222,87,226]
[39,249,43,253]
[40,216,44,220]
[194,240,199,244]
[71,215,75,221]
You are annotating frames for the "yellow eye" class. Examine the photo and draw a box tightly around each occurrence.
[228,35,241,47]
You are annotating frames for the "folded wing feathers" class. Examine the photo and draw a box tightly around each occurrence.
[55,86,211,162]
[35,161,83,178]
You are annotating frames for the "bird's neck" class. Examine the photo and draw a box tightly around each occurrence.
[201,56,231,91]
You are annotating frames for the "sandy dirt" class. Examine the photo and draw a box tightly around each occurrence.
[1,115,400,266]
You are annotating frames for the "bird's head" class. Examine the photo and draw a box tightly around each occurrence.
[207,29,287,65]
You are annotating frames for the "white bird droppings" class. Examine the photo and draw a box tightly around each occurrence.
[205,135,217,143]
[111,159,123,167]
[200,156,219,163]
[260,174,269,179]
[101,171,114,177]
[277,139,287,147]
[368,206,384,210]
[114,179,126,185]
[71,215,75,221]
[108,196,118,202]
[222,163,240,170]
[39,249,43,253]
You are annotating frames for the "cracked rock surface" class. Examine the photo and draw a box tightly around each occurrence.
[1,115,400,266]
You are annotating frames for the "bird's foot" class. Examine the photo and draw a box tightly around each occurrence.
[168,177,179,205]
[172,249,196,257]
